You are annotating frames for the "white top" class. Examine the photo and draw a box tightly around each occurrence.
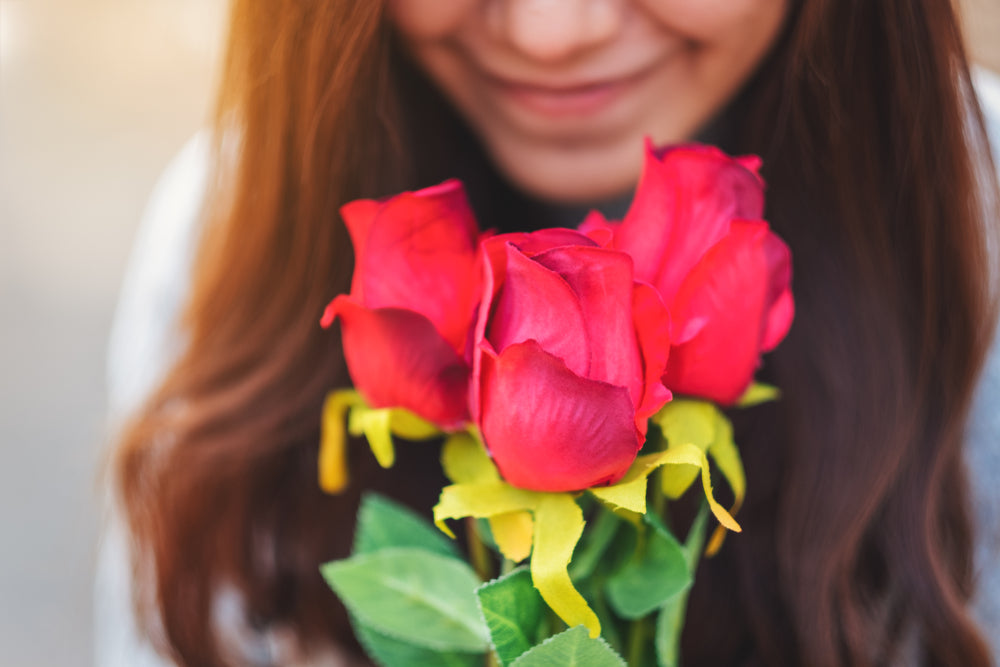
[97,134,357,667]
[97,133,208,667]
[96,69,1000,665]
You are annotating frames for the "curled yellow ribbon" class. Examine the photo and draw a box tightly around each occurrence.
[434,434,602,637]
[319,389,441,493]
[651,399,747,555]
[319,390,364,493]
[431,431,744,639]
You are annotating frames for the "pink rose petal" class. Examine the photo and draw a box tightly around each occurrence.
[486,243,591,379]
[352,180,480,351]
[530,245,642,404]
[665,220,785,404]
[631,282,673,425]
[616,143,765,303]
[330,296,470,428]
[480,340,640,492]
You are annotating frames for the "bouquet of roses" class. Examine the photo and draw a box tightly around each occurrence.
[316,142,793,666]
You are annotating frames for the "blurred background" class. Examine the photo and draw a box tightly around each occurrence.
[0,1,997,665]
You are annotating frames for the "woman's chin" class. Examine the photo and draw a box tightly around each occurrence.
[486,139,644,205]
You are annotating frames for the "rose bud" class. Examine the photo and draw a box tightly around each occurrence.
[321,180,484,429]
[583,143,793,405]
[472,230,672,492]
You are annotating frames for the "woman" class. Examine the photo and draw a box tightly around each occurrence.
[101,0,1000,665]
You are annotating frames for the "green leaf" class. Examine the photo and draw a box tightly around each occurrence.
[655,505,710,667]
[579,577,625,656]
[352,617,482,667]
[321,547,489,652]
[567,508,621,581]
[476,568,546,666]
[587,515,638,580]
[606,517,690,619]
[572,515,631,655]
[682,504,710,567]
[511,626,626,667]
[353,493,460,558]
[654,592,685,667]
[476,517,500,553]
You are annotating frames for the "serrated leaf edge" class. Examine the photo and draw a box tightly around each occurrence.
[351,615,482,667]
[353,492,461,558]
[509,626,626,667]
[474,567,537,666]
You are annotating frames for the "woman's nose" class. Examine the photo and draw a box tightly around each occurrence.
[487,0,625,64]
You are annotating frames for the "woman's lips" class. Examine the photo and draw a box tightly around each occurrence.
[486,70,649,119]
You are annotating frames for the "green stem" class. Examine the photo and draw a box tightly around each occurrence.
[627,616,650,666]
[657,504,711,667]
[652,475,667,526]
[466,517,493,582]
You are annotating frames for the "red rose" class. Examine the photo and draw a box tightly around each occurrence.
[583,143,793,405]
[472,229,672,492]
[321,180,484,428]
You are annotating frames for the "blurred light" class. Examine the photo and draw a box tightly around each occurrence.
[0,2,22,67]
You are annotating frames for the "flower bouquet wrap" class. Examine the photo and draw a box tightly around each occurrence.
[317,142,793,666]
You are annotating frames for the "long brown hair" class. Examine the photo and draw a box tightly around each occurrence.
[115,0,999,664]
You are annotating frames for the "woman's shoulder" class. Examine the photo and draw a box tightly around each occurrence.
[99,134,361,666]
[972,66,1000,152]
[99,134,214,666]
[968,64,1000,656]
[105,132,214,422]
[968,330,1000,647]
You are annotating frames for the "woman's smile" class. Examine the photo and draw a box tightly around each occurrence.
[391,0,789,203]
[481,61,660,122]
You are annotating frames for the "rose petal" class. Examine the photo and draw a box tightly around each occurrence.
[664,220,785,404]
[480,341,640,492]
[656,143,764,189]
[735,154,764,176]
[472,229,620,425]
[759,233,794,351]
[353,180,480,350]
[762,289,794,352]
[330,296,470,428]
[631,282,673,424]
[471,244,502,426]
[529,246,642,403]
[578,211,616,247]
[617,143,765,303]
[486,243,591,378]
[339,199,383,301]
[671,316,707,345]
[506,228,599,257]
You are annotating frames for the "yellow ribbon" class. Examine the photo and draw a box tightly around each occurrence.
[651,399,747,555]
[531,495,600,636]
[318,389,441,493]
[325,394,754,638]
[431,431,743,639]
[319,390,364,493]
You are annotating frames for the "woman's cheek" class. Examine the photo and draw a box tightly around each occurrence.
[388,0,475,40]
[637,0,789,43]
